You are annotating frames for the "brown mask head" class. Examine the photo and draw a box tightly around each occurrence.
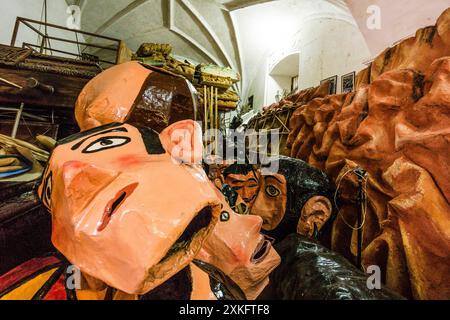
[223,164,260,209]
[254,156,334,242]
[251,173,287,230]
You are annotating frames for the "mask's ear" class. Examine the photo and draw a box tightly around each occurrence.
[159,120,203,164]
[297,196,332,238]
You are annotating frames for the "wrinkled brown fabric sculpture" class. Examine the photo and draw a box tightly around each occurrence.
[284,56,450,299]
[245,7,450,299]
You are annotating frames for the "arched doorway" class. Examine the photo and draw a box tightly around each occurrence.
[265,52,300,105]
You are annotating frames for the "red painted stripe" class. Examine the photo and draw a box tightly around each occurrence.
[0,255,61,293]
[43,273,68,300]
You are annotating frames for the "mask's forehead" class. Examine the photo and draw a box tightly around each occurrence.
[262,173,286,187]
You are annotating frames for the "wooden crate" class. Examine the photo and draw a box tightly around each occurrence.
[0,44,101,110]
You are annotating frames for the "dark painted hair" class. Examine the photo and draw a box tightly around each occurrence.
[223,163,256,179]
[136,126,165,154]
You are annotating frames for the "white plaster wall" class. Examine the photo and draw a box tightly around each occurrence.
[246,57,268,112]
[0,0,83,55]
[346,0,450,57]
[265,74,293,105]
[296,17,370,92]
[235,0,371,109]
[188,0,241,70]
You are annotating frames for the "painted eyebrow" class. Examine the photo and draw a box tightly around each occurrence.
[264,175,283,184]
[57,122,123,145]
[71,127,128,151]
[230,178,258,184]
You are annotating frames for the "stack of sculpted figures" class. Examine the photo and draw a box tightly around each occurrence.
[0,61,401,300]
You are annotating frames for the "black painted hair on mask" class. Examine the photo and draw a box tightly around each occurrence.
[136,126,165,154]
[223,163,256,179]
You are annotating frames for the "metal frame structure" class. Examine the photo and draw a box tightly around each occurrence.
[10,17,121,65]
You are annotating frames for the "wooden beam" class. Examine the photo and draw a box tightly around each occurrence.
[224,0,276,11]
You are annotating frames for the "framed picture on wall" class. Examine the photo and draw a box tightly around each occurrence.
[291,75,299,93]
[341,71,356,93]
[320,75,338,95]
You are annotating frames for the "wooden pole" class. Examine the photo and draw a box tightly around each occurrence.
[11,103,24,139]
[209,86,214,130]
[215,87,218,130]
[0,77,23,89]
[204,85,208,144]
[203,86,207,131]
[215,88,220,155]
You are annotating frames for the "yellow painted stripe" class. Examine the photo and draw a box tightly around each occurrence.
[1,268,58,300]
[75,289,107,300]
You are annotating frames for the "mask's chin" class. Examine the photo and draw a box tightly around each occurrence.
[136,203,220,295]
[229,235,280,300]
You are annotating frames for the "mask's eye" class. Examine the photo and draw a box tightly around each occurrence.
[220,211,230,222]
[265,185,280,197]
[42,171,52,210]
[82,136,131,153]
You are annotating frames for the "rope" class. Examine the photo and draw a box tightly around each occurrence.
[333,167,368,230]
[36,1,45,47]
[75,31,82,58]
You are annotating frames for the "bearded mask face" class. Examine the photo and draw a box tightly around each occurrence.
[38,121,221,295]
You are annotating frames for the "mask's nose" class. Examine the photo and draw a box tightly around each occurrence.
[241,187,251,200]
[62,161,119,213]
[240,214,263,236]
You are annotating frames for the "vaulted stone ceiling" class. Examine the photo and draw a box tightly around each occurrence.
[66,0,277,95]
[65,0,358,98]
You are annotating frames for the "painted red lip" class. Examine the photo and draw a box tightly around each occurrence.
[97,182,139,232]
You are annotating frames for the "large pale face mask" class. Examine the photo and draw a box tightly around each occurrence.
[38,121,221,295]
[197,190,280,300]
